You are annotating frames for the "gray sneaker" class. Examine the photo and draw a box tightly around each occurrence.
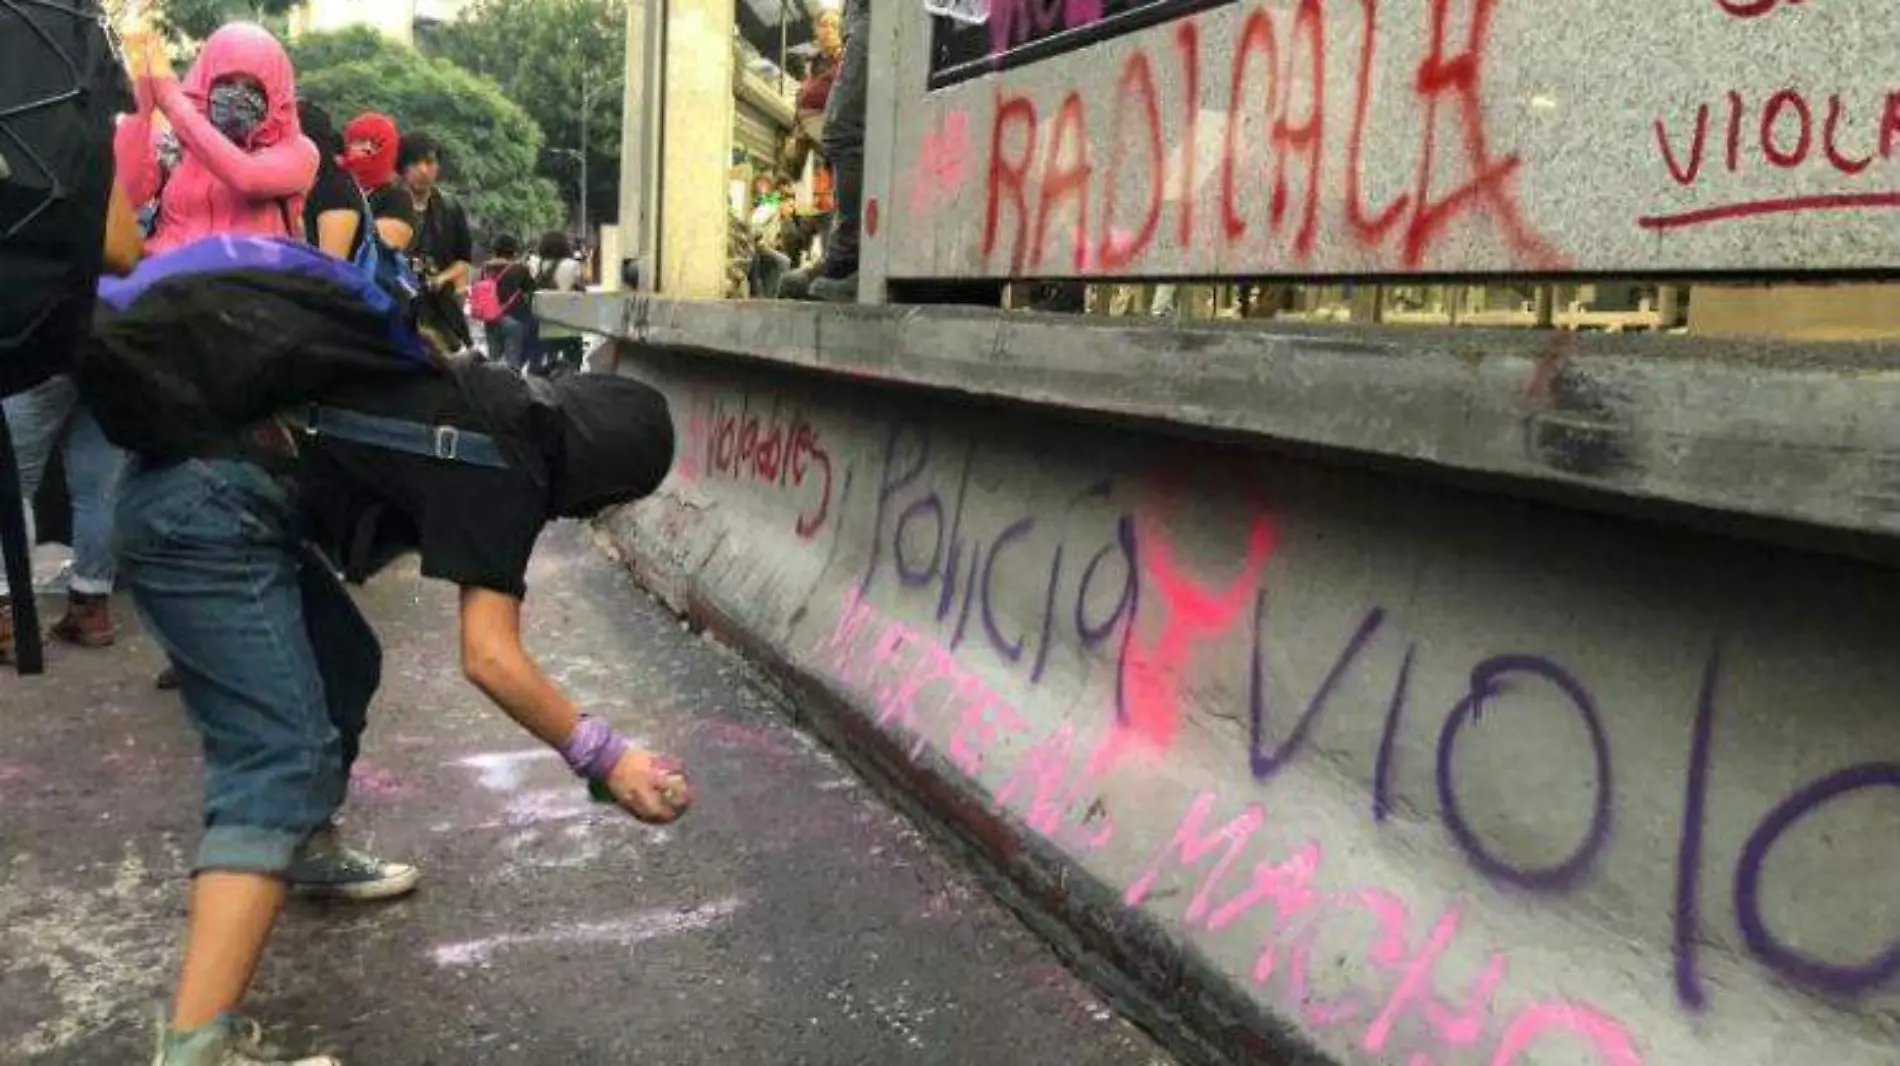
[152,1013,339,1065]
[809,272,859,304]
[287,825,420,901]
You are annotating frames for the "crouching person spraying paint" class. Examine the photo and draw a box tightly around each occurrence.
[80,236,686,1066]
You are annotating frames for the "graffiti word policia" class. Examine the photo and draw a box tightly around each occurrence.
[826,419,1897,1062]
[980,0,1563,275]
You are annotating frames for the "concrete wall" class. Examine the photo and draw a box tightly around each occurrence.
[595,340,1900,1065]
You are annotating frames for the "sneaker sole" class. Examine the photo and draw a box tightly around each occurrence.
[291,866,421,902]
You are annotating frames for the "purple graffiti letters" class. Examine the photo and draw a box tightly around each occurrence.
[936,444,976,618]
[1031,544,1064,682]
[1671,646,1722,1011]
[1734,761,1900,997]
[864,418,1141,703]
[1435,656,1613,893]
[1247,593,1387,780]
[863,421,932,595]
[896,493,947,587]
[981,517,1037,662]
[1372,643,1418,823]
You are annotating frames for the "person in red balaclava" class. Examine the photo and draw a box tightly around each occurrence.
[340,111,417,253]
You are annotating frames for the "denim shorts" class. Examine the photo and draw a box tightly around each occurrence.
[115,458,381,874]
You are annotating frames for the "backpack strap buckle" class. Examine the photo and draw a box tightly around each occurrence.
[434,425,460,461]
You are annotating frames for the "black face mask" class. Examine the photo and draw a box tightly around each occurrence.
[207,82,268,144]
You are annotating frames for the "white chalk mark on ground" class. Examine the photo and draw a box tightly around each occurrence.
[454,749,560,792]
[0,841,185,1059]
[429,897,744,967]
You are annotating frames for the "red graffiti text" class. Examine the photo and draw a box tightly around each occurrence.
[682,393,834,537]
[982,0,1562,274]
[1645,87,1900,230]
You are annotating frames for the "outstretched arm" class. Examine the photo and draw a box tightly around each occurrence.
[458,586,690,821]
[112,113,163,208]
[102,183,144,275]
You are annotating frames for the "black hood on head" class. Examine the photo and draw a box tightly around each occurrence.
[542,374,674,518]
[450,362,673,520]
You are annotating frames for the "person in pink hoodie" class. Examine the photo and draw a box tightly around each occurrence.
[116,23,318,255]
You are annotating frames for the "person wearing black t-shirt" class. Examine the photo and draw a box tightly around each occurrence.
[298,102,361,259]
[401,131,473,349]
[477,234,537,371]
[107,264,689,1062]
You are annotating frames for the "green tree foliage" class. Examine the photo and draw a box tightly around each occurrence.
[425,0,624,231]
[280,23,388,69]
[289,29,564,241]
[149,0,299,44]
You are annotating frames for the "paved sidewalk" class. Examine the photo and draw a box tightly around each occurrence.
[0,525,1167,1066]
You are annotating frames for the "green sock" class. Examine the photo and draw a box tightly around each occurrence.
[163,1016,229,1054]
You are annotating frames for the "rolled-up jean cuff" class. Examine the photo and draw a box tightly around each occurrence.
[196,823,308,876]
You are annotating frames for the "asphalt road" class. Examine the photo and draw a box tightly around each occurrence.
[0,524,1168,1066]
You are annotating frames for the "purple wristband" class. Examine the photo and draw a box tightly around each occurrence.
[559,716,630,781]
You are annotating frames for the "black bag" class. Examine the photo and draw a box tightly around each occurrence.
[80,269,434,461]
[1,1,127,673]
[1,0,126,398]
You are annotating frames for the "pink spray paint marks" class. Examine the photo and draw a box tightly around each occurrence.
[822,586,1112,847]
[1363,905,1508,1055]
[911,111,974,216]
[1123,790,1266,918]
[1099,509,1276,768]
[1127,792,1646,1064]
[350,758,411,800]
[1491,1002,1643,1066]
[675,390,710,485]
[988,0,1106,61]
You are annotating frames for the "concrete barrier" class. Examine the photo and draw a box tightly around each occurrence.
[585,317,1900,1065]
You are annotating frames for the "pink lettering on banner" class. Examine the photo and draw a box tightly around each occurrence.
[988,0,1108,63]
